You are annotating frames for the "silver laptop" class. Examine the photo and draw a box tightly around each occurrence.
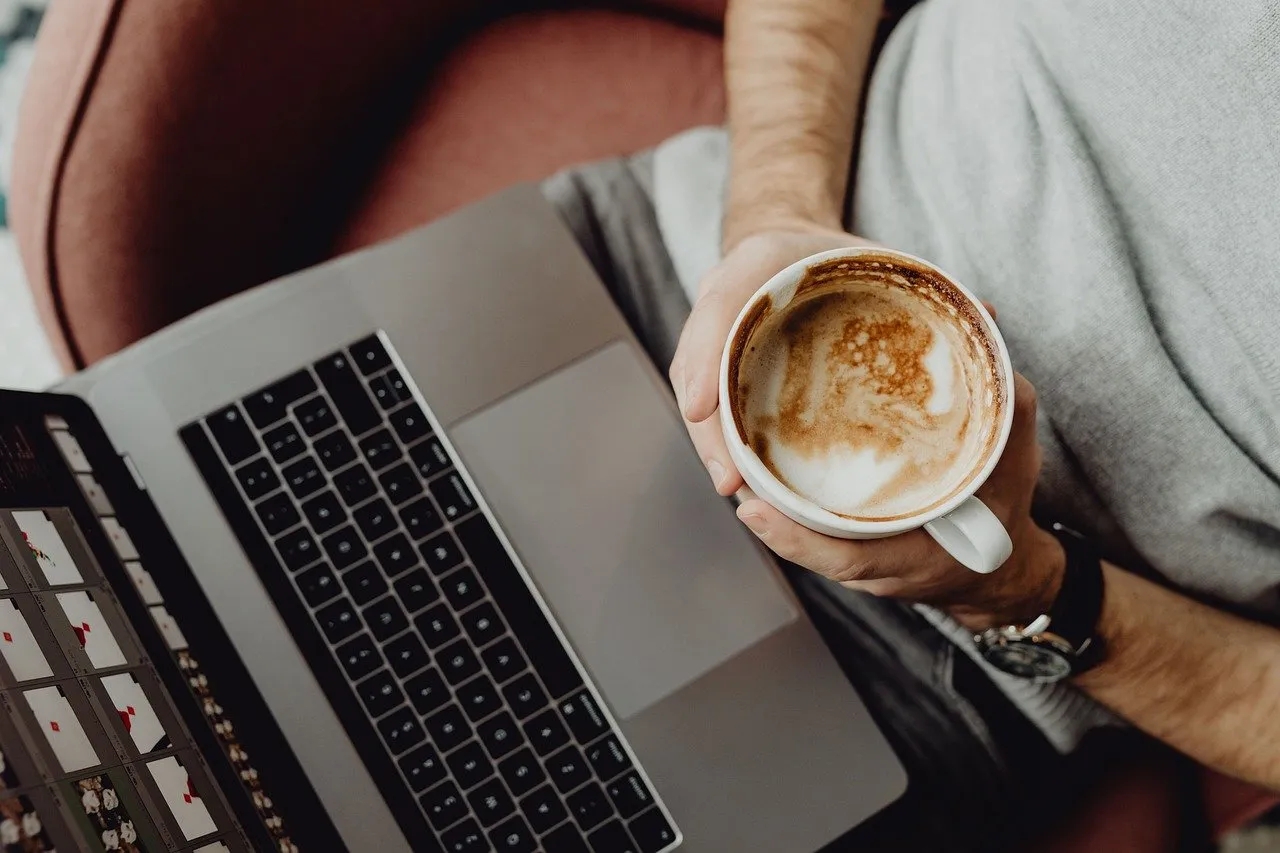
[52,184,906,852]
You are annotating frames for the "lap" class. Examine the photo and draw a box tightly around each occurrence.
[540,154,1139,852]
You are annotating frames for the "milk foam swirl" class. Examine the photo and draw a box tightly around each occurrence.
[731,257,1005,521]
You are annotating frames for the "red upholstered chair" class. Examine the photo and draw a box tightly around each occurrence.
[12,2,1276,849]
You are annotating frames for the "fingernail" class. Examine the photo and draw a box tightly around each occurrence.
[682,371,699,418]
[674,364,687,414]
[739,511,767,536]
[706,459,727,490]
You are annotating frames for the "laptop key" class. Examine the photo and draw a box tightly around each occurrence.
[353,496,397,542]
[411,435,452,480]
[544,823,592,853]
[585,737,631,783]
[442,818,490,853]
[370,369,411,410]
[349,335,392,375]
[447,741,495,790]
[522,784,570,835]
[456,515,584,700]
[481,638,527,684]
[439,638,481,685]
[335,634,381,681]
[322,525,367,571]
[567,783,613,831]
[356,669,404,718]
[314,430,357,471]
[381,462,424,505]
[524,709,570,757]
[442,565,484,612]
[468,778,515,827]
[498,748,546,798]
[415,603,461,649]
[332,464,374,509]
[390,403,432,444]
[501,673,547,722]
[342,560,388,606]
[395,569,440,613]
[282,455,325,499]
[421,780,468,832]
[457,674,501,723]
[316,597,361,643]
[302,490,347,534]
[384,631,430,678]
[275,527,319,572]
[292,394,337,436]
[255,492,301,536]
[628,808,676,853]
[315,351,380,436]
[478,711,524,761]
[587,821,638,853]
[364,595,409,642]
[547,745,592,795]
[297,563,341,607]
[560,692,609,744]
[399,743,447,793]
[424,704,472,752]
[462,602,505,648]
[606,773,654,820]
[488,815,536,853]
[399,496,443,540]
[208,405,260,465]
[235,456,279,500]
[264,422,306,464]
[359,428,400,472]
[243,370,317,429]
[406,667,449,715]
[378,706,426,755]
[421,531,464,575]
[374,532,418,577]
[430,472,477,521]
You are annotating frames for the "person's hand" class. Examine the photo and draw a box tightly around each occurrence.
[735,371,1066,628]
[670,226,1064,626]
[670,226,874,497]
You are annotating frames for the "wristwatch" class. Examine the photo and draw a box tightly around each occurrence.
[974,523,1106,684]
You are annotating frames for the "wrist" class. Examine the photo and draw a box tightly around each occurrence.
[955,525,1067,629]
[723,178,846,252]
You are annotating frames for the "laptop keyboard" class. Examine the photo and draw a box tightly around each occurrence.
[182,334,680,853]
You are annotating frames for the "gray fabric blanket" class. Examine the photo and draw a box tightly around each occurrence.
[651,0,1280,750]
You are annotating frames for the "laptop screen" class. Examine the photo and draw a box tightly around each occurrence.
[0,392,339,852]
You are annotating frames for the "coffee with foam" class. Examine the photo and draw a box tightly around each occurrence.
[728,254,1007,522]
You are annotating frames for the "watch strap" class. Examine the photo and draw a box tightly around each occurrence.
[1044,524,1105,661]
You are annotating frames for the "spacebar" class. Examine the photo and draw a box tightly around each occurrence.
[455,514,585,700]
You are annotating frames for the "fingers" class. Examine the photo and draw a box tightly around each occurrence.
[687,416,744,496]
[670,286,735,424]
[981,300,999,322]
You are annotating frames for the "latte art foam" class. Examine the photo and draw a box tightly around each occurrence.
[732,258,1005,521]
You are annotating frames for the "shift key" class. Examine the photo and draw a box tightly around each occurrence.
[454,515,583,699]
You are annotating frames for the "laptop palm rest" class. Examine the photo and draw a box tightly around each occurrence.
[449,341,798,720]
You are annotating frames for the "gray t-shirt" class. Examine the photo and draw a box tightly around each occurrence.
[652,0,1280,750]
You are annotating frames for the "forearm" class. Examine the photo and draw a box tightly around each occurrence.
[723,0,883,249]
[1077,563,1280,790]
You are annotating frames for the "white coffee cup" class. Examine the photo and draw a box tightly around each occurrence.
[718,247,1015,574]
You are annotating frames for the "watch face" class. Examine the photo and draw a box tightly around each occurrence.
[981,639,1074,682]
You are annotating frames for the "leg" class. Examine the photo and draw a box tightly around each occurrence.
[541,154,1153,852]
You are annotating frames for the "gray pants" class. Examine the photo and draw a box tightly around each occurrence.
[541,158,1186,852]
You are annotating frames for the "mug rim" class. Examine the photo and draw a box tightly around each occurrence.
[717,246,1016,536]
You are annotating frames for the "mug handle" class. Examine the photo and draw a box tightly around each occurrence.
[923,497,1013,574]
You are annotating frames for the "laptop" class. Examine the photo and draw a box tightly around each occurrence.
[0,185,905,852]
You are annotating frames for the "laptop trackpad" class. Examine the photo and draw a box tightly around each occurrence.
[450,341,798,719]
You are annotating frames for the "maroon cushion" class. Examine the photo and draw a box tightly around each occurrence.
[336,9,724,252]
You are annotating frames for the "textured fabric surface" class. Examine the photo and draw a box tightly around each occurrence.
[654,0,1280,754]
